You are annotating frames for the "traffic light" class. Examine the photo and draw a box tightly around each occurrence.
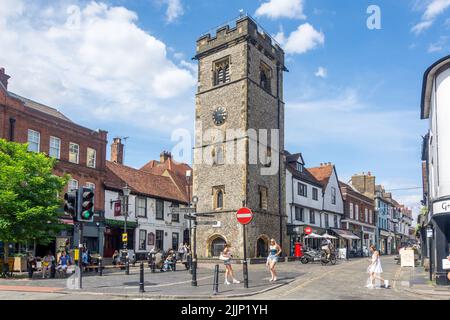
[64,190,78,219]
[77,187,95,222]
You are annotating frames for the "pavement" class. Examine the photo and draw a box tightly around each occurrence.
[0,256,448,300]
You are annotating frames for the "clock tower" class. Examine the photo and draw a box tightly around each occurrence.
[193,16,288,259]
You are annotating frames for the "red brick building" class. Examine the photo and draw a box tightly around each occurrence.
[340,181,376,255]
[0,68,108,255]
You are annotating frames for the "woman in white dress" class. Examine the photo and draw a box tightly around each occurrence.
[367,244,388,289]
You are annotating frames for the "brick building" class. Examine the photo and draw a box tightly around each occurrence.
[0,68,108,256]
[340,180,376,255]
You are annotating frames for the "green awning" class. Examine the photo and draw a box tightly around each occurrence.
[105,219,138,229]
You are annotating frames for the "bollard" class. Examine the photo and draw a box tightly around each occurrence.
[139,261,145,293]
[126,257,130,275]
[212,264,219,295]
[99,258,103,276]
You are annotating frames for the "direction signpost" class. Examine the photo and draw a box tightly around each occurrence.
[237,207,253,289]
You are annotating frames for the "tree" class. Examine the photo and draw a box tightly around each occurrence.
[0,139,69,263]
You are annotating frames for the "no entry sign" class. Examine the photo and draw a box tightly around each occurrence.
[304,226,312,235]
[236,207,253,225]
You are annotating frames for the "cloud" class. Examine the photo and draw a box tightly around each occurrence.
[276,23,324,54]
[427,36,449,52]
[411,0,450,34]
[0,1,196,132]
[164,0,184,23]
[255,0,306,20]
[315,66,327,78]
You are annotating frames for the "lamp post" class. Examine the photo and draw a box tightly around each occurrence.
[191,195,198,287]
[122,184,131,275]
[185,170,192,274]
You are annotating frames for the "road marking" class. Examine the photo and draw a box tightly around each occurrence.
[0,285,64,293]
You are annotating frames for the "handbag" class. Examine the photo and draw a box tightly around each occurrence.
[219,253,229,261]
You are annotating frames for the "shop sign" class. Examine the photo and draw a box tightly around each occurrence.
[400,249,415,267]
[432,199,450,215]
[442,259,450,270]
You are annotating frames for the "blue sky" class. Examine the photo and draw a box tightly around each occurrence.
[1,0,450,220]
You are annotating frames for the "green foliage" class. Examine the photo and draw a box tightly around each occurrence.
[0,139,69,245]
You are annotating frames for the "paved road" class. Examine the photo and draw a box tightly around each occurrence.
[250,256,443,300]
[0,257,447,300]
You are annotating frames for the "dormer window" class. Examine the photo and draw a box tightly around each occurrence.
[214,58,230,86]
[296,162,304,172]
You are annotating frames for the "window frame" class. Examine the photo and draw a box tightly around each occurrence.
[155,199,164,220]
[172,232,179,251]
[298,182,307,197]
[155,230,164,251]
[312,187,318,201]
[68,179,78,191]
[136,197,147,218]
[87,147,96,168]
[295,207,304,222]
[309,211,316,224]
[139,229,147,251]
[259,186,268,210]
[331,187,337,205]
[27,129,40,153]
[324,213,329,228]
[69,142,80,164]
[49,136,61,159]
[213,57,230,86]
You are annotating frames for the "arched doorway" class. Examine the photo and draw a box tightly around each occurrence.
[256,236,269,257]
[208,235,227,257]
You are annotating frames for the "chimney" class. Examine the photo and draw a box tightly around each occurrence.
[0,68,10,89]
[111,138,124,164]
[160,151,172,163]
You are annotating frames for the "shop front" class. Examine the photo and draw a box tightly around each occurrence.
[363,226,376,250]
[347,223,363,251]
[379,230,390,255]
[103,219,137,258]
[331,228,360,258]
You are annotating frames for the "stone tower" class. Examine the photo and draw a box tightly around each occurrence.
[193,16,288,259]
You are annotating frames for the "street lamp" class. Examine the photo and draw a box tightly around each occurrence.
[191,194,198,287]
[122,184,131,275]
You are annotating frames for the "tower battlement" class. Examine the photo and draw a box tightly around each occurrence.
[196,16,285,65]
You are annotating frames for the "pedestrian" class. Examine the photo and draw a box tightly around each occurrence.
[366,244,389,289]
[267,239,282,282]
[220,242,240,285]
[26,252,35,279]
[56,251,71,276]
[112,250,119,266]
[42,251,54,279]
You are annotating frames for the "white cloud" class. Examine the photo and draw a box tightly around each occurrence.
[255,0,306,20]
[164,0,184,23]
[315,66,327,78]
[411,0,450,34]
[277,23,324,54]
[0,1,196,132]
[428,43,443,52]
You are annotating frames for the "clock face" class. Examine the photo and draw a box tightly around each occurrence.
[212,106,228,126]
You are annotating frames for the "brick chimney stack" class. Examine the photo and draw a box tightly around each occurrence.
[111,137,124,164]
[0,68,11,89]
[160,151,172,163]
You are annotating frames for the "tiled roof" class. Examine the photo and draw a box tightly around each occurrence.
[286,163,322,187]
[105,161,188,203]
[339,181,374,203]
[307,164,334,188]
[140,156,192,199]
[8,92,72,122]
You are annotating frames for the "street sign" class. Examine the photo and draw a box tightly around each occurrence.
[122,233,128,242]
[236,207,253,225]
[184,214,197,220]
[74,249,79,261]
[179,207,196,214]
[196,221,220,226]
[426,228,433,238]
[304,226,312,235]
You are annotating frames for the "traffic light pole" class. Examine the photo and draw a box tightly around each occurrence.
[78,222,83,289]
[192,220,197,286]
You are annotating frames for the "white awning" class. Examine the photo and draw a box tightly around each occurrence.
[322,233,338,239]
[304,233,323,239]
[331,229,360,240]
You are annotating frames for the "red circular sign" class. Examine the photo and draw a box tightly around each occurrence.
[304,226,312,235]
[236,207,253,225]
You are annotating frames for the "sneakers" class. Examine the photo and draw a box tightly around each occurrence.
[232,279,240,284]
[366,283,374,289]
[384,280,389,288]
[224,280,231,285]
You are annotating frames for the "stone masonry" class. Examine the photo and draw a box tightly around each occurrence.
[193,16,288,259]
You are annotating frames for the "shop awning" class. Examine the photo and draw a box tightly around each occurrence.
[322,233,338,239]
[331,229,360,240]
[304,233,323,239]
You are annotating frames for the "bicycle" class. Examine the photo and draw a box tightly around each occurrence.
[320,250,337,265]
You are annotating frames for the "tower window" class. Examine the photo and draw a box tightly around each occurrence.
[212,144,224,165]
[260,62,272,93]
[213,186,225,210]
[214,58,230,86]
[259,186,268,210]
